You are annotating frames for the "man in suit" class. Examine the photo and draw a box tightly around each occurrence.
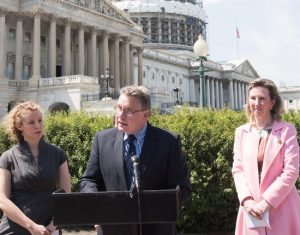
[79,85,191,235]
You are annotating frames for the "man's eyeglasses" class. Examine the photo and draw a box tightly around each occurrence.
[114,106,146,117]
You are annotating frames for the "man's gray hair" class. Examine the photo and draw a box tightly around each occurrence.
[120,85,151,110]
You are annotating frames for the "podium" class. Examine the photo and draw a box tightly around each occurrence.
[52,187,180,226]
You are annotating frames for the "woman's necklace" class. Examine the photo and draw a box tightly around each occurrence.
[255,121,273,139]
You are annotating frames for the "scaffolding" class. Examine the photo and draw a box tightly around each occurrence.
[134,13,206,46]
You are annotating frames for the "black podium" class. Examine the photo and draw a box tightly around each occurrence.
[52,187,180,226]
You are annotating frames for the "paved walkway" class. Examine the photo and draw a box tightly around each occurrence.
[62,229,95,235]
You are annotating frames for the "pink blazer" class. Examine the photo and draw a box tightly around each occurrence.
[232,121,300,235]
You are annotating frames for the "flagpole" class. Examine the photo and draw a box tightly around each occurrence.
[236,26,240,58]
[236,36,239,58]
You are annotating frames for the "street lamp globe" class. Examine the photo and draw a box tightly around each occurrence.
[193,35,209,57]
[193,34,208,108]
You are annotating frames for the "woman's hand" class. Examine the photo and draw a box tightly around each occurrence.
[243,199,263,219]
[253,199,271,216]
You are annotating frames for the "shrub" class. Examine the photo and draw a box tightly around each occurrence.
[0,109,299,233]
[44,112,113,190]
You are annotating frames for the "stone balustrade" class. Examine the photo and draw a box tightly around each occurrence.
[38,75,99,86]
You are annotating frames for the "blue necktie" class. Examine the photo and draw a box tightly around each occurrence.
[124,135,136,189]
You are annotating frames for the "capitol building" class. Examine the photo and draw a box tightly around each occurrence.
[0,0,260,118]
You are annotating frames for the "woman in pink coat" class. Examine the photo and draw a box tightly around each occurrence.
[232,78,300,235]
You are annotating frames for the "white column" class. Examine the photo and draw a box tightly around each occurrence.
[184,23,188,45]
[129,45,134,84]
[229,79,234,109]
[220,81,224,108]
[176,22,180,43]
[211,78,215,108]
[78,24,85,75]
[15,15,23,80]
[119,42,125,87]
[199,75,204,107]
[137,47,143,85]
[109,40,114,80]
[241,82,245,109]
[91,29,97,77]
[168,19,171,43]
[190,78,195,102]
[113,35,120,94]
[244,83,248,104]
[0,12,5,79]
[206,78,211,107]
[234,81,238,110]
[100,31,109,76]
[49,17,56,77]
[157,16,161,43]
[63,20,71,75]
[32,13,41,84]
[216,79,220,109]
[238,81,242,110]
[124,37,130,85]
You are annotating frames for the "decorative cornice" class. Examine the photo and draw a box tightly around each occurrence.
[49,14,57,22]
[63,18,71,26]
[112,33,120,40]
[31,7,44,15]
[56,0,137,28]
[143,51,190,68]
[123,36,132,43]
[137,47,144,53]
[0,7,8,16]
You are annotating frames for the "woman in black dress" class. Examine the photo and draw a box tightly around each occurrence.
[0,101,71,235]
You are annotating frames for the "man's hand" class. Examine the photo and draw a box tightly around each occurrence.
[29,224,51,235]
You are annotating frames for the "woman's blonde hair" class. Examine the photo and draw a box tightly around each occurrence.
[245,78,284,124]
[3,101,42,142]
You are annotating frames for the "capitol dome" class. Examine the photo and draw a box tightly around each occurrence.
[112,0,207,50]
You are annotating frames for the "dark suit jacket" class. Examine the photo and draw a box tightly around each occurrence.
[80,123,191,235]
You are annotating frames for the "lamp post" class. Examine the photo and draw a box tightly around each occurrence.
[173,87,180,105]
[100,68,114,98]
[193,34,209,108]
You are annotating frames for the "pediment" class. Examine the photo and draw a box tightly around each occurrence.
[66,0,136,26]
[235,60,259,77]
[223,59,259,77]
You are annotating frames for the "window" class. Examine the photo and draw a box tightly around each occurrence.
[56,39,60,48]
[6,52,15,80]
[179,79,182,85]
[172,77,175,83]
[289,100,293,104]
[7,63,14,80]
[23,65,30,80]
[24,32,31,42]
[161,75,165,81]
[23,56,32,80]
[40,36,46,46]
[143,71,146,77]
[8,28,16,39]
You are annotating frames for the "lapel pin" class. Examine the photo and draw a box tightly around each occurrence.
[278,139,282,144]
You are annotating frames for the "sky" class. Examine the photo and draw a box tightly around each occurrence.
[203,0,300,87]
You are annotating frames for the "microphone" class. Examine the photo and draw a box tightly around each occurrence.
[131,155,140,192]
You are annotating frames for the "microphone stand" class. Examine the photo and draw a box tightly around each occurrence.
[131,156,142,235]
